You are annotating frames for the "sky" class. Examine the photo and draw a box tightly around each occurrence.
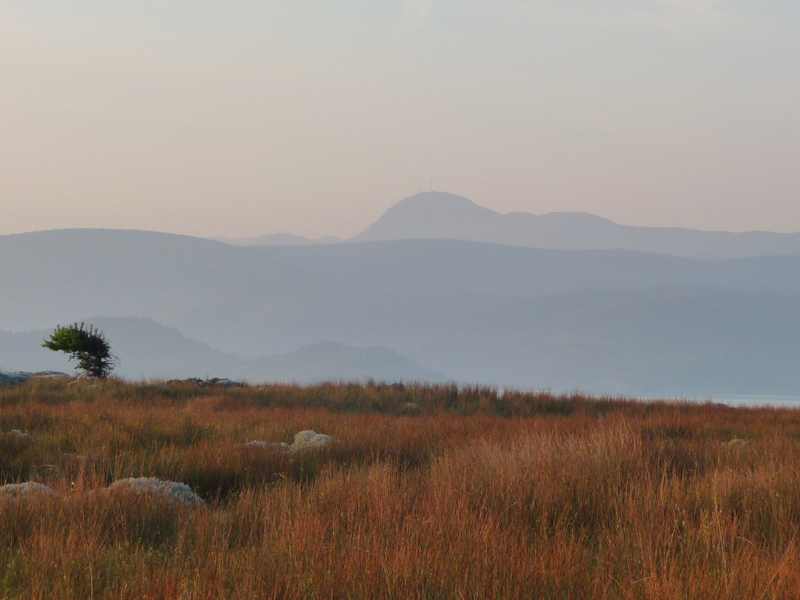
[1,0,799,238]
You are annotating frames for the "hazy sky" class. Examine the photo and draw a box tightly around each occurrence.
[1,0,798,238]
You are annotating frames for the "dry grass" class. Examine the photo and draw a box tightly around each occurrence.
[2,378,800,598]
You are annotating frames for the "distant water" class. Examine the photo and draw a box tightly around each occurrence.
[645,395,800,408]
[497,388,800,408]
[708,395,800,408]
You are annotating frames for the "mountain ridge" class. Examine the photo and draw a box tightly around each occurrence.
[349,192,800,259]
[17,192,800,260]
[208,192,800,258]
[3,228,800,395]
[0,318,442,384]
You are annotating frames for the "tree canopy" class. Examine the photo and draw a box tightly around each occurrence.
[43,322,116,379]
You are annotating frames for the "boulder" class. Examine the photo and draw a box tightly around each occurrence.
[240,430,332,453]
[0,482,60,500]
[108,478,205,507]
[0,372,33,387]
[293,430,331,449]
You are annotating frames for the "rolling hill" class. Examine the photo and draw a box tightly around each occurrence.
[0,318,443,384]
[3,227,800,396]
[350,192,800,259]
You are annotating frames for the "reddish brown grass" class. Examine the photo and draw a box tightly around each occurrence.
[2,379,800,598]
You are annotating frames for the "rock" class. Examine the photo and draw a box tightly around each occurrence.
[108,478,205,507]
[293,430,331,449]
[33,371,70,379]
[240,431,332,453]
[239,440,268,449]
[163,377,244,388]
[0,482,60,500]
[239,440,289,450]
[293,430,319,445]
[6,430,29,439]
[206,378,244,388]
[722,438,748,447]
[0,372,33,387]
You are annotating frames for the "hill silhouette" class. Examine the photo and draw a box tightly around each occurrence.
[350,192,800,259]
[4,218,800,395]
[212,233,341,247]
[1,318,443,384]
[238,341,446,384]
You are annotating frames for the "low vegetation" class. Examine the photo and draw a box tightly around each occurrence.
[2,379,800,598]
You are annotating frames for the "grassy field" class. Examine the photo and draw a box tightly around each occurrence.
[2,379,800,599]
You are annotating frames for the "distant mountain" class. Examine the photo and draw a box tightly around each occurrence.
[0,318,444,384]
[239,341,446,384]
[405,288,800,397]
[351,192,800,259]
[5,230,800,347]
[213,233,341,247]
[0,317,247,380]
[3,228,800,395]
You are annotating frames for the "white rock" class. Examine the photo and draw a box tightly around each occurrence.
[239,440,289,450]
[0,482,59,500]
[108,478,205,507]
[293,430,319,445]
[240,440,269,449]
[241,431,332,453]
[722,438,748,447]
[293,430,331,448]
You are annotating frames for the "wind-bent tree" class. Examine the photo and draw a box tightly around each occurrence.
[43,322,117,379]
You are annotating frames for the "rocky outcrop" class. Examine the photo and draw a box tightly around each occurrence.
[0,371,70,387]
[0,372,32,387]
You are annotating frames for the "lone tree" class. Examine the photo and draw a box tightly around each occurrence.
[43,322,117,379]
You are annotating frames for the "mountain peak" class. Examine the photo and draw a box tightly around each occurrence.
[390,191,493,210]
[352,192,501,242]
[348,192,800,258]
